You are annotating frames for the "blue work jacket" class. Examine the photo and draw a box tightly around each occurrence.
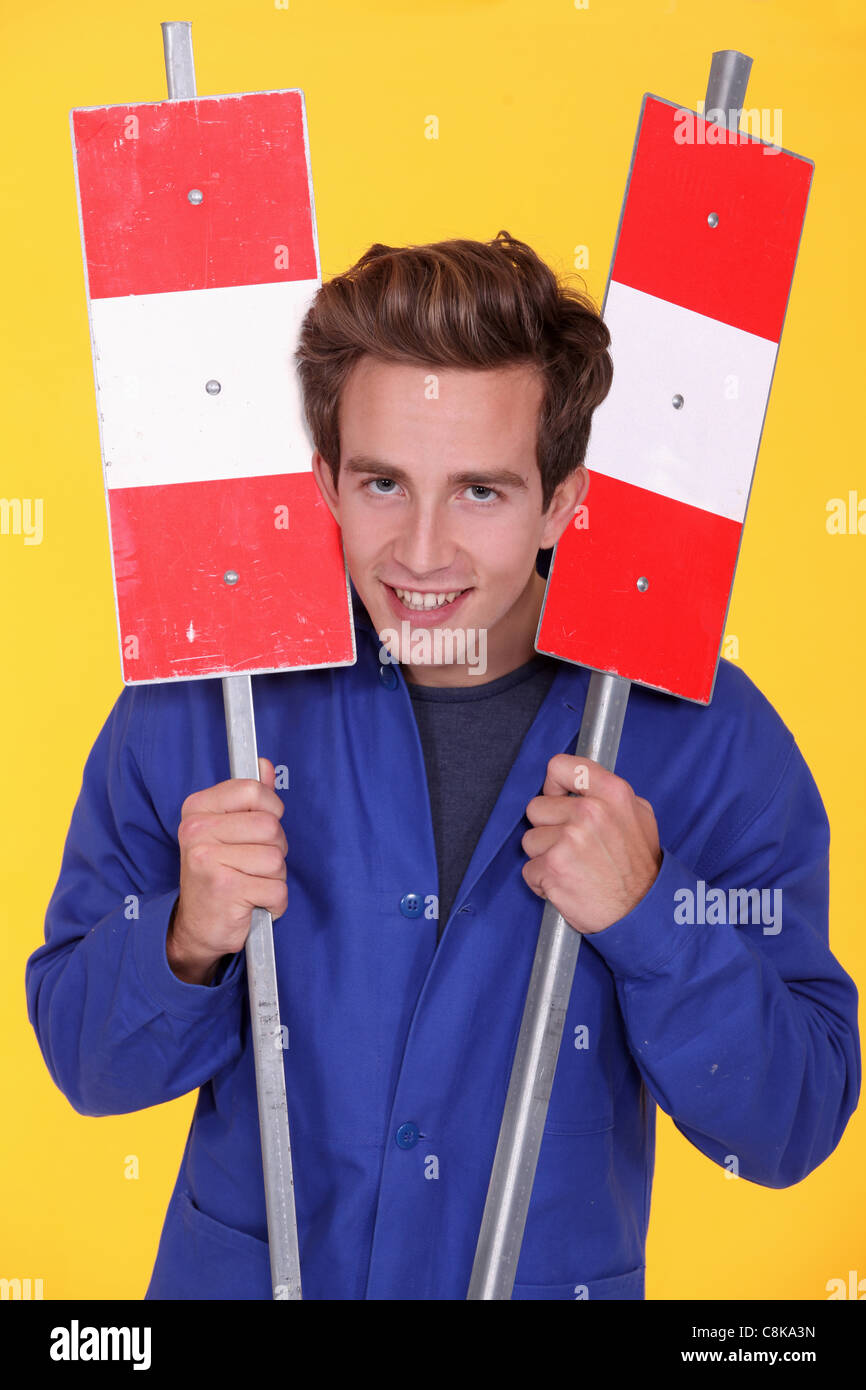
[26,581,860,1300]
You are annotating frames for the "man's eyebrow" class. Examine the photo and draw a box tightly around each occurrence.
[343,455,529,490]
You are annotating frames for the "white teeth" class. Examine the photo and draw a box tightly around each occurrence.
[393,587,466,610]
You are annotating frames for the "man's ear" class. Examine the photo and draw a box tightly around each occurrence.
[311,449,340,523]
[539,466,589,551]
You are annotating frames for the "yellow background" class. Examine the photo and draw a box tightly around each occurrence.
[1,0,863,1300]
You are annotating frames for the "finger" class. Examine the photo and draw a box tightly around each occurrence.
[538,754,637,813]
[187,841,288,881]
[182,776,286,819]
[538,753,595,798]
[540,753,625,801]
[205,864,290,920]
[634,794,659,833]
[634,796,661,851]
[180,810,288,854]
[521,825,564,857]
[525,790,602,828]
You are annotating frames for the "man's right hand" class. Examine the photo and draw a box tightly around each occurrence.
[166,756,288,986]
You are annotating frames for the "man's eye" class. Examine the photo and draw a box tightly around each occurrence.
[363,479,501,501]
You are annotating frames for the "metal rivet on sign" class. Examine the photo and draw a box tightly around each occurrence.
[224,570,239,586]
[672,394,684,410]
[636,576,649,592]
[188,189,204,204]
[707,212,719,228]
[205,380,221,395]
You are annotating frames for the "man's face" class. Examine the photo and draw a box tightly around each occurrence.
[311,356,585,685]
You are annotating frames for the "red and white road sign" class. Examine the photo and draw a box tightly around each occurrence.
[536,93,813,704]
[71,89,355,684]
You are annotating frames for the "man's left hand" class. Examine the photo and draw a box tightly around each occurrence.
[521,754,662,935]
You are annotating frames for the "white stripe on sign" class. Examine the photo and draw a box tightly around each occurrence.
[90,278,320,490]
[587,280,779,522]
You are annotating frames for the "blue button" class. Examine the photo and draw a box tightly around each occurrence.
[378,663,398,689]
[399,892,424,918]
[395,1122,420,1149]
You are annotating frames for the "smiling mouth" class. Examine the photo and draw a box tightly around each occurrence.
[384,583,472,612]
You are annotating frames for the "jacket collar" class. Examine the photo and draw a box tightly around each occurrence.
[347,565,590,920]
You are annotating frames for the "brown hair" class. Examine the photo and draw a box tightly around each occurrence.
[295,230,612,512]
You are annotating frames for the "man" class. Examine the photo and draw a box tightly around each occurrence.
[26,232,860,1300]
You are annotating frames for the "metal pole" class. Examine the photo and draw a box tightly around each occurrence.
[161,19,302,1301]
[467,50,753,1300]
[467,672,630,1299]
[222,677,301,1301]
[704,49,752,131]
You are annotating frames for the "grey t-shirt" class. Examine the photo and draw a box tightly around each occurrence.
[406,653,558,940]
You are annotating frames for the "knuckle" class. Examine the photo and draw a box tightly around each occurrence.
[179,814,207,843]
[578,795,602,824]
[186,841,212,870]
[563,824,587,856]
[180,792,201,819]
[549,840,571,869]
[265,845,287,874]
[211,863,235,896]
[202,861,226,895]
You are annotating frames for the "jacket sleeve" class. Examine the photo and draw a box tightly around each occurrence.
[25,683,247,1117]
[586,734,861,1188]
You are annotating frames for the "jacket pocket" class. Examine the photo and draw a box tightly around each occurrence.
[539,945,628,1135]
[512,1264,645,1300]
[146,1189,273,1300]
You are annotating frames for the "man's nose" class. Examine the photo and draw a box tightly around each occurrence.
[391,506,456,576]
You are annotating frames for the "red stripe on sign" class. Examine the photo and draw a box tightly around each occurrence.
[72,91,318,299]
[535,471,741,704]
[107,473,353,682]
[610,95,812,343]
